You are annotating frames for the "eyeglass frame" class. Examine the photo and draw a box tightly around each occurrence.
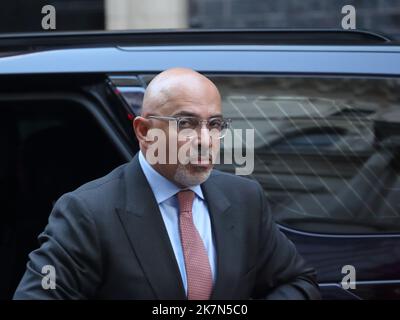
[146,115,232,139]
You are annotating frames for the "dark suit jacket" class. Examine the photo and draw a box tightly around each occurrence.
[14,154,321,299]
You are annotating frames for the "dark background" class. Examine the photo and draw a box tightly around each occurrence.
[0,0,399,39]
[0,0,105,33]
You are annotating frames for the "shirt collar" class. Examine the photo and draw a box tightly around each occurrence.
[138,151,204,204]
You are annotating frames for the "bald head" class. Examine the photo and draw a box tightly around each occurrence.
[141,68,221,117]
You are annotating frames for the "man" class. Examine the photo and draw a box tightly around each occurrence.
[14,68,321,300]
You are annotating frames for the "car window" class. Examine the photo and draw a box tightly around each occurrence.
[0,98,126,299]
[208,76,400,234]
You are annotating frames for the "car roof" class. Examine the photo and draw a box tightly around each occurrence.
[0,30,399,76]
[0,29,392,48]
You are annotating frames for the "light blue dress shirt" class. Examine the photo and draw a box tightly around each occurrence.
[138,151,217,294]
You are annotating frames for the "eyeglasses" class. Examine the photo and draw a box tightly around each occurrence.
[147,115,232,139]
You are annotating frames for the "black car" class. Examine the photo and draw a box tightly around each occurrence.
[1,29,400,300]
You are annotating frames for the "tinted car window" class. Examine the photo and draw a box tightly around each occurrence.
[209,76,400,234]
[0,98,125,299]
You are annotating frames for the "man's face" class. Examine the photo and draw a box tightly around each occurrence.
[136,72,223,187]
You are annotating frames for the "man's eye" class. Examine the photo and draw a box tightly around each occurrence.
[179,118,197,129]
[209,119,223,129]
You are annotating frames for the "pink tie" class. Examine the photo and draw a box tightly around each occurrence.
[178,190,213,300]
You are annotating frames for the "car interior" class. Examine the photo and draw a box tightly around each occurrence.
[0,98,126,299]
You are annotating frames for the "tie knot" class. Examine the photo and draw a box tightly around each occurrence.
[177,190,195,214]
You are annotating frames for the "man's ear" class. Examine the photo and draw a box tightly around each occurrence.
[133,116,150,145]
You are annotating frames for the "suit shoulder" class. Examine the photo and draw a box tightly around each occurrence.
[208,170,265,215]
[55,162,129,214]
[73,162,128,195]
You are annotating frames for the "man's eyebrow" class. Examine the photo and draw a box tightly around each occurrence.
[172,111,223,118]
[172,111,197,117]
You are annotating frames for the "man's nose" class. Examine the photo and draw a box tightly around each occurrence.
[198,126,212,147]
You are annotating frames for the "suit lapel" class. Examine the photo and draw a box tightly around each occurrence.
[116,155,241,300]
[201,175,241,300]
[116,155,186,299]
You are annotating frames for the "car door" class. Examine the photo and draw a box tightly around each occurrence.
[0,73,133,299]
[113,73,400,300]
